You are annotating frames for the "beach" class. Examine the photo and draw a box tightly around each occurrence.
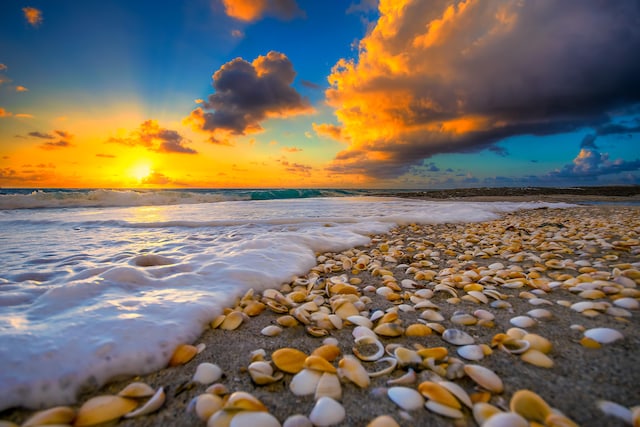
[2,201,638,426]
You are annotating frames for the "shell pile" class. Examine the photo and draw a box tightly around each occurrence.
[2,206,639,426]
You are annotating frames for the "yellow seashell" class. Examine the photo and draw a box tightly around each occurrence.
[330,282,359,295]
[521,349,554,368]
[338,355,370,388]
[118,382,155,398]
[470,391,492,404]
[545,413,580,427]
[416,347,448,361]
[374,323,404,337]
[472,402,502,425]
[405,323,432,337]
[210,314,225,329]
[169,344,198,366]
[510,389,552,422]
[306,326,329,337]
[311,344,341,362]
[272,348,307,374]
[367,415,400,427]
[418,381,461,409]
[287,290,307,303]
[242,301,266,316]
[220,311,244,330]
[194,393,223,421]
[276,315,298,327]
[22,406,75,427]
[74,395,138,426]
[333,300,360,320]
[303,355,337,373]
[223,391,268,412]
[580,336,602,349]
[522,333,553,354]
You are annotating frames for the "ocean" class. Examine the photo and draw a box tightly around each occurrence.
[0,188,570,411]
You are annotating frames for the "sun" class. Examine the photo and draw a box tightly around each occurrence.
[129,161,152,182]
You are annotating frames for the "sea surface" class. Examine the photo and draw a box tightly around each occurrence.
[0,188,571,411]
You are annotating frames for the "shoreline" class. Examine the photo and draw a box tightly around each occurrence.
[2,205,639,426]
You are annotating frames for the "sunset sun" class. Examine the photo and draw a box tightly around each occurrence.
[129,162,152,182]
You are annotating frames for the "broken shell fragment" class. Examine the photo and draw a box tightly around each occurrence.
[353,335,385,361]
[74,395,138,427]
[338,355,370,388]
[124,387,165,418]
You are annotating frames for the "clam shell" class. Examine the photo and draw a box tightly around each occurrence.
[373,322,404,337]
[315,372,342,400]
[311,344,341,362]
[220,311,244,330]
[510,316,537,328]
[404,323,432,336]
[522,333,553,354]
[438,381,472,408]
[169,344,198,366]
[193,363,223,385]
[303,355,337,373]
[584,327,624,344]
[483,412,528,427]
[347,315,373,329]
[22,406,75,427]
[353,336,384,361]
[309,397,345,426]
[420,309,445,322]
[418,381,460,409]
[613,297,639,310]
[290,369,322,396]
[472,402,502,425]
[416,347,448,360]
[229,411,281,427]
[521,349,554,368]
[387,387,424,411]
[75,395,138,427]
[282,414,313,427]
[261,325,283,336]
[545,413,581,427]
[500,339,530,355]
[224,391,268,412]
[118,382,155,398]
[366,415,400,427]
[386,368,417,385]
[424,400,463,418]
[248,361,283,385]
[338,355,370,388]
[124,387,165,418]
[195,393,224,421]
[510,389,551,422]
[457,344,484,361]
[272,348,307,374]
[207,409,236,427]
[442,329,474,345]
[597,400,632,424]
[463,364,503,393]
[527,309,553,319]
[367,357,398,377]
[393,347,421,368]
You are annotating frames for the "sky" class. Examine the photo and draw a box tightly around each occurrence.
[1,0,639,189]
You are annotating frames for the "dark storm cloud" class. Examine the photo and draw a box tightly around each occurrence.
[108,120,197,154]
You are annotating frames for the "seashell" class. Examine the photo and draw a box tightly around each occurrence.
[386,368,416,385]
[220,311,244,330]
[467,290,489,304]
[266,300,290,314]
[305,326,329,337]
[528,297,553,306]
[483,412,528,427]
[193,363,223,385]
[353,325,377,340]
[338,355,370,388]
[584,327,624,344]
[472,402,502,425]
[527,309,552,319]
[169,344,198,366]
[304,355,337,373]
[282,414,313,427]
[393,347,421,368]
[261,325,283,337]
[387,387,424,411]
[522,334,552,354]
[207,409,236,427]
[125,386,165,418]
[613,297,639,310]
[243,301,266,316]
[118,382,155,398]
[248,361,283,385]
[510,316,536,328]
[311,344,341,362]
[521,349,554,368]
[290,368,322,396]
[420,309,445,322]
[405,323,432,336]
[510,389,551,422]
[596,400,632,424]
[21,406,75,427]
[463,364,503,393]
[366,415,400,427]
[272,348,307,374]
[506,327,527,339]
[424,400,464,418]
[632,406,640,427]
[211,314,226,328]
[490,300,512,309]
[333,300,360,319]
[74,395,138,427]
[229,411,281,427]
[416,347,448,361]
[418,381,460,409]
[474,309,495,321]
[457,344,485,361]
[442,329,474,345]
[195,393,224,421]
[374,323,404,337]
[205,383,229,396]
[328,314,343,329]
[315,372,342,400]
[500,338,530,355]
[251,348,266,362]
[346,315,373,329]
[277,315,298,327]
[438,381,472,408]
[545,413,580,427]
[367,357,398,377]
[309,397,345,426]
[426,322,445,334]
[224,391,268,412]
[451,313,477,326]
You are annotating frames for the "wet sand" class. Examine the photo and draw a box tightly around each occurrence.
[2,202,639,427]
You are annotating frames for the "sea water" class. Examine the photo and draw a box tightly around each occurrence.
[0,189,570,410]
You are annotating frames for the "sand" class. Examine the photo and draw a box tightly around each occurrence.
[2,202,639,427]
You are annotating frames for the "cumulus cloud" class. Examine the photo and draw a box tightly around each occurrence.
[313,123,347,142]
[186,51,312,144]
[108,120,197,154]
[141,171,173,185]
[548,148,640,180]
[23,7,43,27]
[325,0,640,179]
[221,0,303,21]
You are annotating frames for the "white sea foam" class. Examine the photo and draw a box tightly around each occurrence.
[0,197,572,410]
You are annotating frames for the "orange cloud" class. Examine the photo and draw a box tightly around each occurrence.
[222,0,303,21]
[16,86,29,92]
[324,0,640,179]
[0,108,10,117]
[23,7,43,27]
[107,120,197,154]
[34,130,74,150]
[312,123,347,141]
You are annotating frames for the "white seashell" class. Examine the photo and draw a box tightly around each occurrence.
[353,335,385,361]
[193,363,223,385]
[401,279,417,288]
[614,297,639,310]
[571,301,596,312]
[282,414,313,427]
[261,325,283,336]
[414,300,440,310]
[367,357,398,378]
[347,315,373,329]
[230,411,281,427]
[323,337,339,347]
[420,309,445,322]
[467,290,488,304]
[457,345,485,361]
[290,369,322,396]
[483,412,528,427]
[194,393,224,421]
[386,368,416,385]
[387,387,424,411]
[463,364,503,393]
[473,309,495,321]
[442,329,474,345]
[584,327,624,344]
[606,306,632,317]
[597,400,632,424]
[248,361,283,385]
[196,343,207,353]
[491,300,512,309]
[510,316,536,328]
[528,298,553,306]
[309,397,345,426]
[315,372,342,401]
[124,387,165,418]
[526,309,552,319]
[438,381,472,408]
[424,400,463,418]
[352,325,377,340]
